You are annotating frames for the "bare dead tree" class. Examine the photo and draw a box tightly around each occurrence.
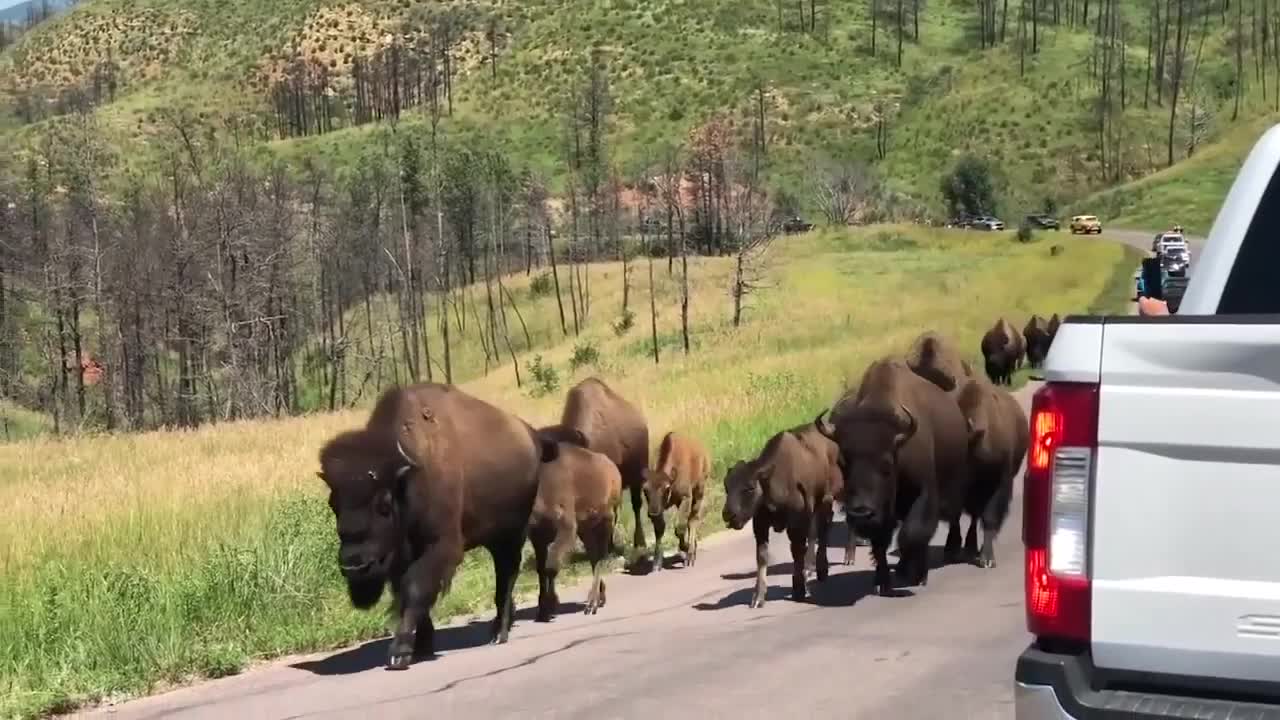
[811,158,881,226]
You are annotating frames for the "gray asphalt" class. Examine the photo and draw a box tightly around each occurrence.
[76,227,1196,720]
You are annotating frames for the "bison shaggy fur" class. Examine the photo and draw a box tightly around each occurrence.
[816,358,970,596]
[317,383,558,670]
[953,376,1028,569]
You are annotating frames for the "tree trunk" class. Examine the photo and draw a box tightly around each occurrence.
[547,226,568,336]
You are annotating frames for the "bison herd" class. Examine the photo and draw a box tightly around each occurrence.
[315,314,1062,671]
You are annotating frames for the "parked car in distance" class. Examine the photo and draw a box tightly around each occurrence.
[971,215,1006,231]
[1025,213,1060,230]
[1069,214,1102,234]
[779,215,814,234]
[946,214,976,229]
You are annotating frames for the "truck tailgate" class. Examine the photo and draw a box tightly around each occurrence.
[1093,319,1280,682]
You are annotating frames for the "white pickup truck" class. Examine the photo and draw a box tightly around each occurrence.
[1015,124,1280,718]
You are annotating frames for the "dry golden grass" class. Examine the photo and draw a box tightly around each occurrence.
[0,225,1138,719]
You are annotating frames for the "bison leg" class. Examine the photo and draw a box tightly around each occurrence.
[978,476,1014,570]
[580,518,611,615]
[964,516,981,559]
[489,536,525,644]
[788,521,810,602]
[650,510,666,573]
[943,514,965,563]
[547,517,577,613]
[815,503,832,582]
[803,514,818,578]
[869,525,894,597]
[686,487,704,567]
[750,512,770,608]
[387,544,463,670]
[628,482,646,550]
[531,533,555,623]
[896,493,939,588]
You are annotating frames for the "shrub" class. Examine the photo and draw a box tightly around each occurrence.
[526,355,559,397]
[529,272,555,297]
[569,341,600,371]
[612,309,636,337]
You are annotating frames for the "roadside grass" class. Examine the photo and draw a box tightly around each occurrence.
[0,225,1135,718]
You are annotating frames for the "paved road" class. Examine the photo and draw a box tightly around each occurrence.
[1104,227,1205,257]
[80,384,1041,720]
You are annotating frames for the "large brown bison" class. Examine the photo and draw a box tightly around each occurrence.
[642,431,711,572]
[316,383,559,670]
[1022,315,1052,369]
[1047,313,1062,344]
[980,317,1021,386]
[905,330,975,393]
[815,358,970,595]
[722,423,851,607]
[539,377,651,550]
[528,439,622,621]
[952,376,1028,569]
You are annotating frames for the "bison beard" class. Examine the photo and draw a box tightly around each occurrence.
[346,576,386,609]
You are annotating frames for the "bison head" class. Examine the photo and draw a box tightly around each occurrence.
[316,431,417,610]
[641,468,674,518]
[815,404,917,532]
[721,459,763,530]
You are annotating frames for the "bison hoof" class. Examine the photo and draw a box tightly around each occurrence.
[750,595,766,609]
[386,652,413,671]
[977,557,996,570]
[877,584,895,598]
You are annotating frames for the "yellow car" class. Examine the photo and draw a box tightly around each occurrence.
[1070,214,1103,234]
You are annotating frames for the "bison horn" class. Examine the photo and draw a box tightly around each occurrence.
[895,403,918,443]
[396,440,418,470]
[814,409,836,440]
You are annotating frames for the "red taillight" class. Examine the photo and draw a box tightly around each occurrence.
[1024,381,1098,645]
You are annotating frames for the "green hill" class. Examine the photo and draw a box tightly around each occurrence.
[1,0,1274,213]
[0,0,1270,438]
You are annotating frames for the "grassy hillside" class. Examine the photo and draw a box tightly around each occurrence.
[0,225,1140,719]
[1079,115,1278,236]
[0,0,1273,213]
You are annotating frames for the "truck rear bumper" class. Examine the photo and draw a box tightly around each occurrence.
[1016,644,1280,719]
[1016,681,1077,719]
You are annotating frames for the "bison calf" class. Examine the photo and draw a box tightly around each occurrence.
[722,424,846,607]
[642,431,711,571]
[528,438,622,620]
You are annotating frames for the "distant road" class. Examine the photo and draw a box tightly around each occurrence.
[1103,227,1205,257]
